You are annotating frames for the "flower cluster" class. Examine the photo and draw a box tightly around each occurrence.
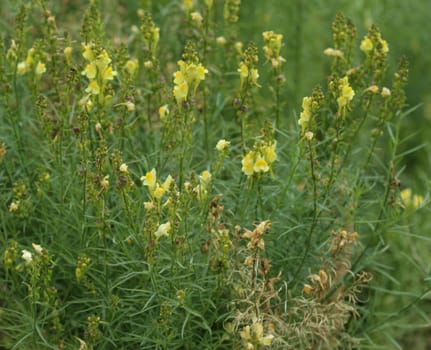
[81,43,117,104]
[224,0,241,24]
[360,31,389,56]
[21,243,44,265]
[238,42,260,89]
[140,11,160,56]
[262,31,285,68]
[297,87,324,136]
[400,188,424,210]
[298,96,313,134]
[172,59,208,106]
[241,141,277,177]
[336,76,355,109]
[239,319,274,348]
[154,222,172,238]
[17,47,46,76]
[141,168,174,202]
[323,47,344,58]
[193,170,212,201]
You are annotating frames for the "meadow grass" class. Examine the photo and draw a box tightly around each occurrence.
[1,1,430,349]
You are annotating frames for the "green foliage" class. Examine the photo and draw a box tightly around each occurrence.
[0,1,430,349]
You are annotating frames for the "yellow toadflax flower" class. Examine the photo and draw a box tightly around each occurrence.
[159,104,169,120]
[102,65,117,81]
[35,62,46,76]
[298,96,312,133]
[154,222,171,238]
[82,63,97,79]
[142,168,157,194]
[85,81,100,95]
[17,62,27,75]
[241,152,255,176]
[360,36,373,53]
[9,201,20,212]
[21,249,33,264]
[323,47,344,58]
[253,155,269,173]
[190,11,203,26]
[82,42,95,61]
[124,58,139,75]
[64,46,72,57]
[173,81,189,105]
[216,139,230,151]
[400,188,424,209]
[32,243,43,255]
[337,76,355,108]
[119,163,129,173]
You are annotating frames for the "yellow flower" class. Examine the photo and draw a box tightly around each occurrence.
[153,185,166,200]
[360,36,373,53]
[263,142,277,164]
[154,222,171,238]
[82,42,95,61]
[119,163,129,173]
[125,58,138,75]
[337,76,355,108]
[64,46,72,57]
[101,175,110,189]
[101,65,117,81]
[381,87,391,97]
[173,81,189,105]
[85,81,100,95]
[250,68,260,87]
[323,47,344,57]
[142,168,157,193]
[159,104,169,120]
[32,243,43,254]
[21,249,33,264]
[251,322,263,340]
[305,131,314,141]
[190,11,203,26]
[240,326,251,341]
[259,334,274,345]
[253,155,269,173]
[144,60,153,69]
[234,41,243,53]
[183,0,193,11]
[162,175,174,191]
[401,188,424,209]
[94,49,112,71]
[25,48,35,66]
[215,139,230,151]
[413,195,424,209]
[238,62,248,87]
[216,36,227,45]
[126,101,135,111]
[9,201,19,212]
[82,63,97,79]
[380,39,389,54]
[17,61,27,75]
[364,85,379,94]
[298,96,312,132]
[35,62,46,76]
[241,152,255,176]
[199,170,211,186]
